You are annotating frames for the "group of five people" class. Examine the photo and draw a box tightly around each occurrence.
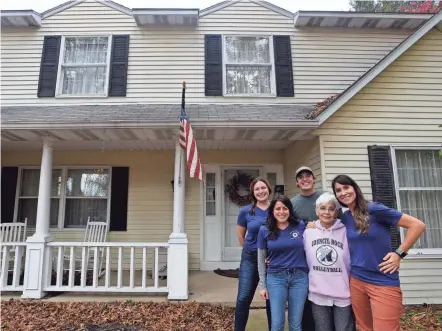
[234,166,426,331]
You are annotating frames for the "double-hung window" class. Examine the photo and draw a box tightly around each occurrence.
[65,169,109,228]
[15,167,110,229]
[57,36,112,96]
[16,169,61,228]
[392,148,442,253]
[224,36,275,96]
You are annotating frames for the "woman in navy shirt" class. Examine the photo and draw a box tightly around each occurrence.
[235,177,272,331]
[331,175,425,331]
[257,195,308,331]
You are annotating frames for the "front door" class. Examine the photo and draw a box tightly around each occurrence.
[223,168,260,261]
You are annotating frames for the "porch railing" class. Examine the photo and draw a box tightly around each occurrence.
[44,242,169,293]
[0,242,27,292]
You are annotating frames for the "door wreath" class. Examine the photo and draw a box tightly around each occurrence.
[225,171,254,207]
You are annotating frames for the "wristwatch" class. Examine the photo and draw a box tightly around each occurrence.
[394,248,408,259]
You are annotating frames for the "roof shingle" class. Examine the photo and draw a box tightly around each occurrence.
[1,104,316,125]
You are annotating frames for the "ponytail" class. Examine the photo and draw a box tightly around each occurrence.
[249,200,257,216]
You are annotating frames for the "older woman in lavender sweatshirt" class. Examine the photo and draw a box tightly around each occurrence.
[303,192,355,331]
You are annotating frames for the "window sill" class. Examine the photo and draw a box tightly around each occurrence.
[55,94,108,99]
[222,94,277,98]
[404,252,442,260]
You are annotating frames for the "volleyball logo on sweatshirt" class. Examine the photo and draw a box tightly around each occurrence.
[315,245,338,267]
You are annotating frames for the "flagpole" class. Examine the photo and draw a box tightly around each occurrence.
[178,81,186,185]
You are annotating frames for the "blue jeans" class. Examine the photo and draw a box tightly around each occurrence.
[267,269,309,331]
[235,248,271,331]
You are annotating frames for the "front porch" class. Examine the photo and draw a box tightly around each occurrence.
[1,105,321,300]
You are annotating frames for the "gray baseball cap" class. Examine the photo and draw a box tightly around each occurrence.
[295,166,314,178]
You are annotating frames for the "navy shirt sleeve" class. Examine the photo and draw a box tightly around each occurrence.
[298,220,306,233]
[257,226,268,249]
[340,210,350,226]
[237,206,248,227]
[369,202,403,226]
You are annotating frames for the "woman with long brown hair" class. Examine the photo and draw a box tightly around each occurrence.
[235,177,272,331]
[331,175,425,331]
[257,194,308,331]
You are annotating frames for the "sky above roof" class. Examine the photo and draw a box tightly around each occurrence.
[1,0,350,13]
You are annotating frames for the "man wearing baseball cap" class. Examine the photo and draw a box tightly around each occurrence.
[291,166,323,331]
[291,166,323,224]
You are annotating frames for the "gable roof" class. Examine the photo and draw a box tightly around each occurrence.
[312,10,442,125]
[41,0,132,18]
[200,0,293,18]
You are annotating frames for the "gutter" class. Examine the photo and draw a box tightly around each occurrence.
[2,120,319,130]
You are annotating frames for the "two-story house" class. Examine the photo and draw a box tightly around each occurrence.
[1,0,441,303]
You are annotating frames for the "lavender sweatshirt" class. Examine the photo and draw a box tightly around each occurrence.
[303,219,351,306]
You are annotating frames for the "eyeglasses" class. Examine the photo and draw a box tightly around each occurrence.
[318,206,337,213]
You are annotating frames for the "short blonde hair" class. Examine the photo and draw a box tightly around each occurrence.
[315,192,340,211]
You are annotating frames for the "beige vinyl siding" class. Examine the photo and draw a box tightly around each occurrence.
[283,137,322,198]
[315,28,442,304]
[293,28,411,103]
[400,259,442,304]
[1,148,282,270]
[1,0,410,106]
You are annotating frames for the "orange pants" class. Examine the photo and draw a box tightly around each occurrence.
[350,276,403,331]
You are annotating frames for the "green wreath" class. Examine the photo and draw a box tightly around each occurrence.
[225,172,255,207]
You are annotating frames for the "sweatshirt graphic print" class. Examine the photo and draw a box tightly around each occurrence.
[303,219,351,304]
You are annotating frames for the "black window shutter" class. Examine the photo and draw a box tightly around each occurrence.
[367,145,401,250]
[37,36,61,97]
[205,35,223,96]
[273,35,294,97]
[110,167,129,231]
[1,167,19,223]
[108,35,130,97]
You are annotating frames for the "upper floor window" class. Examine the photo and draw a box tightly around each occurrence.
[57,36,112,96]
[224,36,275,96]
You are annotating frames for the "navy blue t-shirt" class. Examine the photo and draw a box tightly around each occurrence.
[257,223,308,274]
[341,202,403,286]
[237,205,268,250]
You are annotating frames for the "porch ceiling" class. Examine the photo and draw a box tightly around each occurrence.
[1,127,315,151]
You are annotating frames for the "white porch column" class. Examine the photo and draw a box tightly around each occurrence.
[172,142,186,234]
[22,142,54,299]
[167,142,189,300]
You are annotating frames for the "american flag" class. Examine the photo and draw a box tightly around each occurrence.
[179,84,202,181]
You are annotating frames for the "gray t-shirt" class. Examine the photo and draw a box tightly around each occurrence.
[290,190,323,224]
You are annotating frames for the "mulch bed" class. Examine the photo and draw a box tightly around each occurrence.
[0,300,234,331]
[401,304,442,331]
[1,300,440,331]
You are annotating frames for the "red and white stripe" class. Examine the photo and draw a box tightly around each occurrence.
[179,117,202,181]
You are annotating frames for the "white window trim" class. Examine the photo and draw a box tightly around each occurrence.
[14,166,112,231]
[222,35,277,97]
[55,35,113,98]
[390,145,442,257]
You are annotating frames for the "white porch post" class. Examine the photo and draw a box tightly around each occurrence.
[22,142,53,299]
[167,142,189,300]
